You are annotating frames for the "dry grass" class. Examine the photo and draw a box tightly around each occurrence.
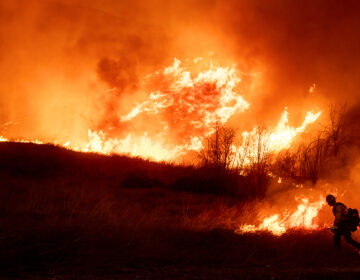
[0,142,359,279]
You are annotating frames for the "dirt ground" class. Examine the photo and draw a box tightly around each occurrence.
[4,259,360,279]
[1,228,360,279]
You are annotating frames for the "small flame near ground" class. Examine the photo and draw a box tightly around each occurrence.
[236,196,326,236]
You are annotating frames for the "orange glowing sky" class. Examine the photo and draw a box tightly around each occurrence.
[0,0,360,161]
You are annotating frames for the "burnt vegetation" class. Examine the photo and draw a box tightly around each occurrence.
[0,104,360,278]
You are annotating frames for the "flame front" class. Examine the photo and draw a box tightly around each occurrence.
[0,58,321,162]
[121,58,249,127]
[0,57,329,236]
[269,110,321,152]
[75,59,320,161]
[236,196,326,236]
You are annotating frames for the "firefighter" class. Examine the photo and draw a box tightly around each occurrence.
[326,194,360,251]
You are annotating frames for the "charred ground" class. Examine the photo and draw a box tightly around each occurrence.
[0,142,360,279]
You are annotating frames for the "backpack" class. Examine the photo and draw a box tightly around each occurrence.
[347,208,360,232]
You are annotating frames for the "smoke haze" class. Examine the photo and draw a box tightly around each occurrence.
[1,0,360,148]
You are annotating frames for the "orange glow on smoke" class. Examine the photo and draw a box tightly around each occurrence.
[236,196,326,236]
[0,58,321,162]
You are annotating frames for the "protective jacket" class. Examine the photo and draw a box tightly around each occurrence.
[331,202,360,250]
[332,202,348,227]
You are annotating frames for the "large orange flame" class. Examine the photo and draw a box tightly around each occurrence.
[121,58,249,131]
[0,59,321,163]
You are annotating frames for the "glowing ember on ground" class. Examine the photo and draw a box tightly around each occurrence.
[236,196,326,236]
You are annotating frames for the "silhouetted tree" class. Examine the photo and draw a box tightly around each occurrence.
[200,123,236,172]
[325,104,349,157]
[243,125,271,197]
[271,103,350,184]
[298,137,329,184]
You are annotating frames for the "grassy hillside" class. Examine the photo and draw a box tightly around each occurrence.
[0,142,359,279]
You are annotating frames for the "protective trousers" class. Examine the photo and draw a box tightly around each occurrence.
[334,227,360,250]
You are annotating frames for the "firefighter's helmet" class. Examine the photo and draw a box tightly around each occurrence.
[326,194,336,206]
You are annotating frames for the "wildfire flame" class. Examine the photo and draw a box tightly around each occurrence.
[269,109,321,152]
[236,108,321,165]
[0,59,321,163]
[236,196,326,236]
[121,58,249,131]
[0,57,329,235]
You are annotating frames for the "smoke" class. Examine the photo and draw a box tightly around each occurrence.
[0,0,360,149]
[0,0,173,142]
[218,0,360,129]
[96,57,138,92]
